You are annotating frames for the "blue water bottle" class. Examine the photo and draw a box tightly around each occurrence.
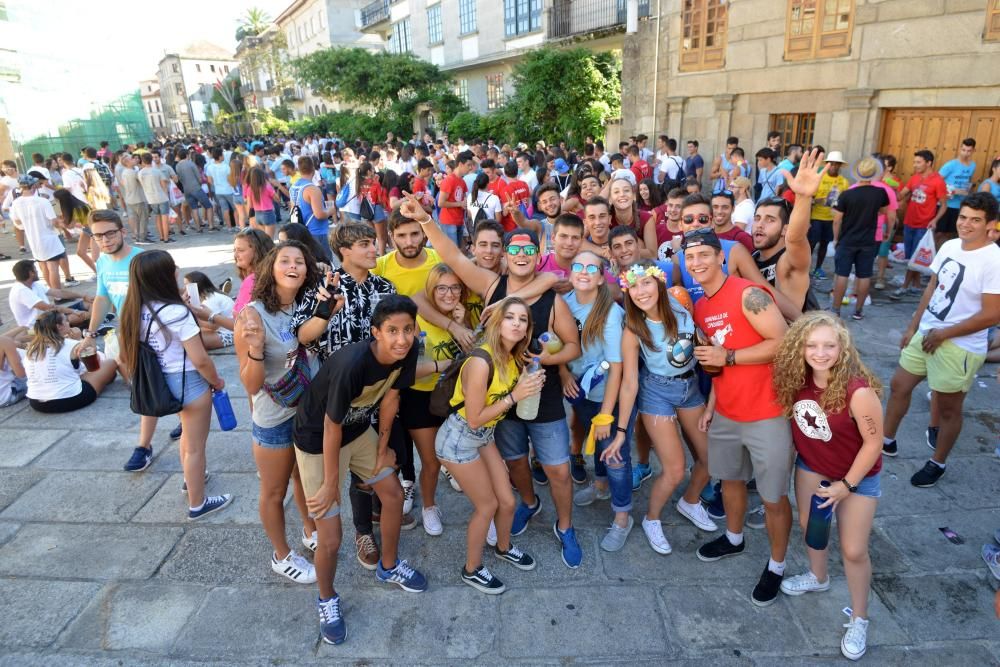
[212,389,238,431]
[568,360,611,405]
[805,480,833,550]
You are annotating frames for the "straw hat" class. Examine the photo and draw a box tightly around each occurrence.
[852,156,883,182]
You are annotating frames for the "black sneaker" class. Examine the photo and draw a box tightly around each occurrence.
[911,460,945,487]
[696,534,746,562]
[531,457,549,486]
[751,565,784,607]
[570,454,587,484]
[169,424,183,441]
[494,544,536,571]
[926,426,939,451]
[882,439,898,457]
[462,565,505,595]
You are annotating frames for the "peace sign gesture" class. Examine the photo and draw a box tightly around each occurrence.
[399,191,430,222]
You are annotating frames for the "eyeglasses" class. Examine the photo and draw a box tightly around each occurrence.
[571,262,601,274]
[682,214,711,225]
[92,229,122,241]
[506,244,538,256]
[433,284,463,295]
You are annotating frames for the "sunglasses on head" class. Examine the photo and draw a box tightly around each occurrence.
[757,196,792,211]
[683,214,712,225]
[506,244,538,256]
[571,262,601,274]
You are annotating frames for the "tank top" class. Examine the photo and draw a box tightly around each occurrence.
[715,153,749,193]
[680,239,735,303]
[289,177,323,236]
[452,343,518,428]
[638,298,696,377]
[249,301,315,428]
[487,275,563,422]
[753,247,821,312]
[792,377,881,480]
[692,276,782,422]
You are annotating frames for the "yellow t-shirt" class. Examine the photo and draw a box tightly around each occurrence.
[465,292,483,329]
[374,248,441,297]
[452,344,518,428]
[412,314,462,392]
[811,172,850,222]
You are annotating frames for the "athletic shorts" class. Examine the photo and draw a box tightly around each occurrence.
[898,331,986,394]
[834,244,878,279]
[708,413,794,504]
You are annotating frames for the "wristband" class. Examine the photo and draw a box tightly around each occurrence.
[616,426,627,434]
[247,352,264,361]
[83,329,99,339]
[313,296,333,320]
[416,216,432,226]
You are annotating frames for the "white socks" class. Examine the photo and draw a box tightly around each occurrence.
[768,558,786,575]
[726,530,744,546]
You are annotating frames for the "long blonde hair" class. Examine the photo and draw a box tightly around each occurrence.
[481,297,532,386]
[84,168,111,210]
[773,311,882,417]
[25,311,66,361]
[424,264,470,328]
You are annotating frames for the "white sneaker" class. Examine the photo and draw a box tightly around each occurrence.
[841,617,869,661]
[442,466,462,492]
[676,499,718,531]
[641,517,672,555]
[780,571,830,596]
[301,529,317,552]
[271,550,317,584]
[486,519,497,547]
[402,480,415,514]
[422,506,443,536]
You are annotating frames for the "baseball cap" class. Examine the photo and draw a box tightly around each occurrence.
[680,228,723,252]
[553,158,570,174]
[611,168,636,186]
[17,174,39,188]
[503,228,540,248]
[26,169,47,181]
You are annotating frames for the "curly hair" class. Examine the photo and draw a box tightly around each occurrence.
[773,311,882,418]
[251,241,320,314]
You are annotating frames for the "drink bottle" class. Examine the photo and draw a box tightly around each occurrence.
[212,389,237,431]
[515,357,543,420]
[538,331,563,354]
[805,480,834,550]
[567,360,610,405]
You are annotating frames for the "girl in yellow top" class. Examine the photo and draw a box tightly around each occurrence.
[434,297,544,594]
[401,265,468,536]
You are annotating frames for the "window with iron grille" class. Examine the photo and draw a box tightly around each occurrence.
[457,79,469,105]
[680,0,727,72]
[486,73,505,110]
[785,0,853,61]
[460,0,477,34]
[504,0,541,37]
[769,113,816,149]
[428,4,443,44]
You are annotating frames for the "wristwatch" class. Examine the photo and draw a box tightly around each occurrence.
[83,329,99,339]
[725,349,736,367]
[840,478,858,493]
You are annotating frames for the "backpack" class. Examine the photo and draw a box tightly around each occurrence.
[429,348,494,418]
[335,180,352,208]
[660,156,687,193]
[130,304,186,417]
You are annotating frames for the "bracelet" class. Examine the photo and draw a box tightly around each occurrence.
[616,426,627,434]
[416,216,432,226]
[506,394,515,408]
[247,352,264,361]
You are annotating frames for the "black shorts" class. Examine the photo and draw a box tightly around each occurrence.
[29,381,97,413]
[937,207,960,235]
[399,387,444,431]
[808,219,834,247]
[834,244,878,279]
[43,252,67,263]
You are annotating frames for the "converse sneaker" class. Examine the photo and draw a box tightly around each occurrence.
[318,595,346,645]
[188,494,232,520]
[841,617,869,661]
[494,543,536,570]
[573,482,611,507]
[301,529,318,552]
[486,520,497,547]
[696,534,745,562]
[401,480,415,514]
[422,506,443,536]
[180,471,211,494]
[641,517,672,555]
[780,571,830,596]
[676,499,718,531]
[462,564,505,594]
[376,559,428,592]
[442,466,462,492]
[271,550,317,584]
[601,516,634,552]
[751,564,784,607]
[355,533,380,571]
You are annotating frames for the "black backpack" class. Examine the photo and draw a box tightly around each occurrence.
[660,156,687,193]
[130,304,186,417]
[429,348,494,418]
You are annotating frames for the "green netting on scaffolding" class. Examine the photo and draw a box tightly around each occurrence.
[20,90,152,158]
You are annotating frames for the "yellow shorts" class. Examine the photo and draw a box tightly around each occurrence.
[294,428,394,519]
[899,332,986,394]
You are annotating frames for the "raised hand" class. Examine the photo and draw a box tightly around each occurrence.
[782,147,826,198]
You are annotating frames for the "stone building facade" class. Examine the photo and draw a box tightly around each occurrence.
[621,0,1000,186]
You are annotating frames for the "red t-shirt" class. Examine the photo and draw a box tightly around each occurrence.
[611,208,652,235]
[903,172,947,229]
[412,176,428,194]
[693,276,783,422]
[630,160,651,183]
[717,226,754,252]
[439,174,466,226]
[791,376,881,480]
[497,178,531,231]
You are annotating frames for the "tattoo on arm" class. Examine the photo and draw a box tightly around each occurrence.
[743,287,773,314]
[862,415,877,436]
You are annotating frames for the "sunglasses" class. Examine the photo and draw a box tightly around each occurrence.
[683,228,715,239]
[757,196,792,211]
[682,214,711,225]
[571,262,601,274]
[506,244,538,256]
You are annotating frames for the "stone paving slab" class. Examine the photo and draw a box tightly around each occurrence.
[875,509,1000,574]
[0,429,69,467]
[31,431,163,471]
[156,525,290,586]
[4,398,140,431]
[151,433,260,473]
[871,572,998,642]
[0,471,167,523]
[0,469,45,512]
[131,472,282,525]
[0,580,102,650]
[0,523,182,580]
[0,520,19,546]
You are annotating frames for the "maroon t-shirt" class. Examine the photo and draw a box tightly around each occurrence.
[717,226,754,252]
[791,376,882,480]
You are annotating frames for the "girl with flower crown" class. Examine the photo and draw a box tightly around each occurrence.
[609,260,717,555]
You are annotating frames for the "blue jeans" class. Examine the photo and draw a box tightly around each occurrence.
[903,226,927,260]
[573,399,633,512]
[436,221,464,248]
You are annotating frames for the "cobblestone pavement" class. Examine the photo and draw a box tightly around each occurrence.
[0,230,998,665]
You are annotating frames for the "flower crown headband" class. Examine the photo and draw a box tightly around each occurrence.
[618,264,666,290]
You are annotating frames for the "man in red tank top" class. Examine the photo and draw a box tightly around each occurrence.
[683,229,794,607]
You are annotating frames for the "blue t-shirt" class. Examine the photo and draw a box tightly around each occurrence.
[684,154,704,179]
[96,246,143,313]
[563,291,625,403]
[984,180,1000,201]
[205,162,233,196]
[678,239,735,302]
[638,294,696,377]
[939,159,977,209]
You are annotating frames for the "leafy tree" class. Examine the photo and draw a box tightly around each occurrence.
[236,7,271,41]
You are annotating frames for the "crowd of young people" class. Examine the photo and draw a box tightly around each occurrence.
[0,130,998,661]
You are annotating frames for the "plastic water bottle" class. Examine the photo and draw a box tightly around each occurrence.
[568,360,610,405]
[538,332,563,354]
[805,480,833,550]
[515,357,543,421]
[212,389,237,431]
[417,331,431,364]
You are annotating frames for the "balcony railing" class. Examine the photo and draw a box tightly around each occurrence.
[549,0,650,39]
[360,0,390,29]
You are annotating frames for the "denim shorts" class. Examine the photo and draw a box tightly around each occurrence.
[253,415,294,449]
[255,209,277,226]
[150,201,170,216]
[233,192,245,205]
[216,194,236,213]
[0,376,28,408]
[164,369,209,407]
[185,190,212,209]
[494,416,570,466]
[796,456,881,499]
[637,368,704,418]
[435,412,494,464]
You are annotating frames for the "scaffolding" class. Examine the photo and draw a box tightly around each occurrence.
[18,90,152,159]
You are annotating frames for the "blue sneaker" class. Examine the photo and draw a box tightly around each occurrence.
[188,494,233,520]
[531,457,549,486]
[631,463,652,491]
[699,481,717,505]
[812,268,827,279]
[511,498,542,536]
[123,446,152,472]
[553,522,582,568]
[318,595,346,645]
[705,482,726,520]
[169,424,183,441]
[376,559,427,592]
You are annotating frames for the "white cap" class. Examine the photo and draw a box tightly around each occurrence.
[611,168,636,186]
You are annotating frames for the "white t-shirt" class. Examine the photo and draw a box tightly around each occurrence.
[10,196,65,261]
[466,189,502,222]
[61,168,88,203]
[9,281,50,328]
[919,239,1000,355]
[24,341,83,401]
[518,169,539,194]
[203,291,235,318]
[142,302,200,372]
[733,198,756,234]
[0,174,17,199]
